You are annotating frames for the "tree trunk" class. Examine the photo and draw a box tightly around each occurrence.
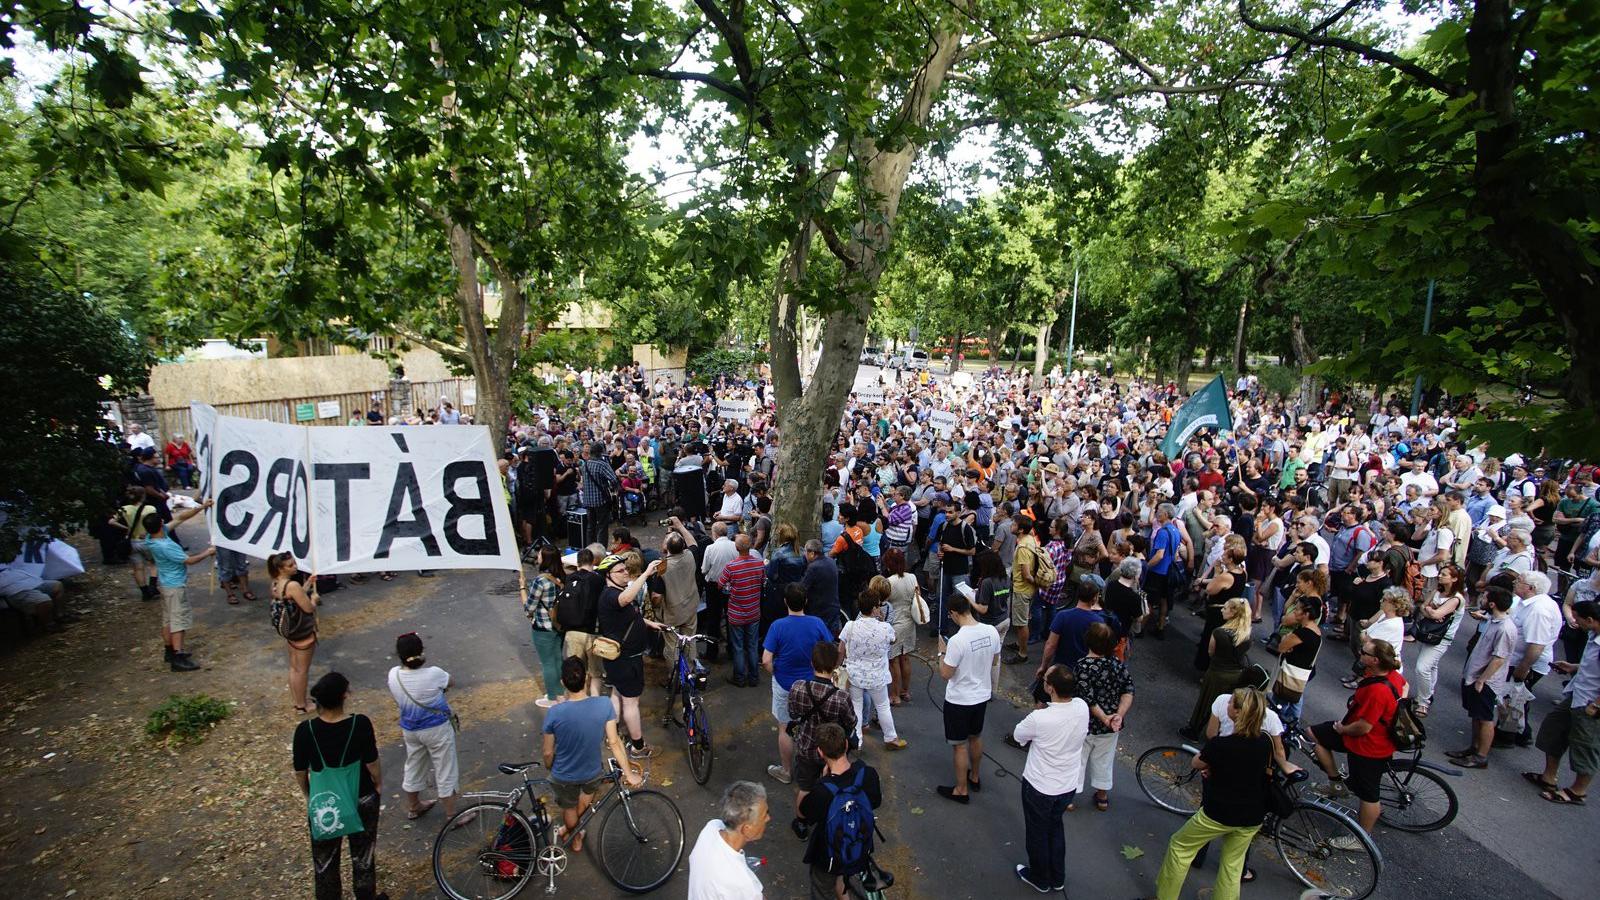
[1232,295,1251,375]
[768,21,966,543]
[1033,305,1058,385]
[1291,313,1320,414]
[948,330,963,374]
[1175,350,1195,395]
[1203,343,1217,371]
[986,324,1008,362]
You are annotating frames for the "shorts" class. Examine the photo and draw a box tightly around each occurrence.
[771,683,791,724]
[1011,593,1033,627]
[563,631,605,681]
[160,585,193,632]
[551,776,604,809]
[793,755,824,792]
[1536,699,1600,776]
[214,547,251,582]
[943,700,988,744]
[1310,722,1388,803]
[604,655,644,699]
[4,585,56,613]
[401,721,460,796]
[1461,681,1497,722]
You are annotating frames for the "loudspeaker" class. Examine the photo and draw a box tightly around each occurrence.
[566,508,593,551]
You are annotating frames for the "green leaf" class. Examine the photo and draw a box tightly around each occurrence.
[1120,844,1145,860]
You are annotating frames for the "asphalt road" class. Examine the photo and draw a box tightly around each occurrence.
[266,518,1590,900]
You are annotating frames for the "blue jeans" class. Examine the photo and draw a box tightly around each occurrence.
[1021,778,1075,890]
[939,571,968,638]
[1029,597,1053,644]
[727,621,760,683]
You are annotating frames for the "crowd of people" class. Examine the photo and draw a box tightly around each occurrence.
[28,363,1600,900]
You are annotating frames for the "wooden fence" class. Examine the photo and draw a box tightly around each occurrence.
[155,377,477,439]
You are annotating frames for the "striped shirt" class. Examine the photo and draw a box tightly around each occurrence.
[885,501,915,546]
[525,573,560,632]
[719,553,766,625]
[1038,539,1072,607]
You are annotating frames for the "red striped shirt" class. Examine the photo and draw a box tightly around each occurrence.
[719,553,766,625]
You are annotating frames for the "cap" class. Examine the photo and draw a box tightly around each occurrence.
[1487,504,1506,518]
[134,446,156,458]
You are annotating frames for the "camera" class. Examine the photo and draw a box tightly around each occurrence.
[659,518,674,527]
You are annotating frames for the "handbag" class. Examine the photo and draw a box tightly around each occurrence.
[593,618,638,661]
[1272,632,1319,702]
[395,669,461,733]
[1467,532,1497,566]
[911,586,931,625]
[1413,614,1450,645]
[1265,770,1297,819]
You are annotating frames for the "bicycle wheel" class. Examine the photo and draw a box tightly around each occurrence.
[687,695,714,785]
[1135,745,1202,815]
[1377,761,1458,832]
[598,788,686,893]
[433,803,537,900]
[1272,800,1382,900]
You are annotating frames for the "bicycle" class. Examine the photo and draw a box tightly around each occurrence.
[1274,700,1461,833]
[660,626,715,785]
[432,758,685,898]
[1135,744,1383,899]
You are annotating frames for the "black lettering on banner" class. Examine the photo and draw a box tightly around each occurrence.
[441,460,498,555]
[21,540,44,564]
[249,457,295,548]
[375,462,441,559]
[290,460,311,558]
[215,450,259,540]
[196,431,212,500]
[313,463,371,562]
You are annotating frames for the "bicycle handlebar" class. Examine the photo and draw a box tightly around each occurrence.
[663,626,717,645]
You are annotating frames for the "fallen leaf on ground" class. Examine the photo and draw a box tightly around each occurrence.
[1120,844,1144,860]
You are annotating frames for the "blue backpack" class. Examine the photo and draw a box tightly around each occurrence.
[823,767,875,875]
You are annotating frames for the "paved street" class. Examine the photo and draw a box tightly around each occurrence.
[274,524,1588,900]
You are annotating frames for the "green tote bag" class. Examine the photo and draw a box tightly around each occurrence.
[306,720,365,840]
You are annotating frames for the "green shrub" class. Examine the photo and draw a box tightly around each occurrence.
[1257,364,1299,400]
[146,694,232,745]
[688,347,766,383]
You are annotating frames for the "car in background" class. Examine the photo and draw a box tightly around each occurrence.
[860,346,884,367]
[887,348,929,371]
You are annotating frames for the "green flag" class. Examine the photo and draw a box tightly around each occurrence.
[1161,375,1233,459]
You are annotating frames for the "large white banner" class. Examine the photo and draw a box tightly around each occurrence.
[191,403,518,574]
[929,410,959,438]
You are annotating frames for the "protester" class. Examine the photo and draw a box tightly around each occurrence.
[881,548,920,704]
[1411,563,1465,717]
[1450,582,1519,769]
[1073,623,1134,813]
[687,781,769,900]
[559,547,607,697]
[798,723,881,900]
[524,547,566,709]
[134,503,215,672]
[1530,600,1600,805]
[1012,664,1088,893]
[763,586,838,787]
[783,642,858,837]
[542,657,642,853]
[937,591,999,804]
[267,551,320,711]
[598,552,665,759]
[386,633,464,823]
[839,577,904,750]
[1311,638,1406,841]
[719,534,767,686]
[293,672,385,900]
[1182,598,1253,739]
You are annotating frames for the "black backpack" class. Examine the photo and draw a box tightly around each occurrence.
[555,569,602,633]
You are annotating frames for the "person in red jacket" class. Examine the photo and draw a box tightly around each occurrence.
[1309,638,1406,845]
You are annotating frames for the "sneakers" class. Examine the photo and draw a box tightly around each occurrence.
[790,816,810,840]
[1327,835,1365,852]
[534,697,563,710]
[1014,865,1049,893]
[170,653,201,672]
[767,764,792,784]
[1317,778,1350,799]
[885,738,908,751]
[163,645,176,664]
[627,743,658,760]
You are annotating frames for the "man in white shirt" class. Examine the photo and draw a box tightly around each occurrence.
[714,479,744,531]
[937,592,999,805]
[1011,664,1089,893]
[1400,458,1440,499]
[125,423,156,452]
[1504,571,1564,747]
[686,781,768,900]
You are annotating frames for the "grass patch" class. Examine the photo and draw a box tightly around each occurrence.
[146,694,232,745]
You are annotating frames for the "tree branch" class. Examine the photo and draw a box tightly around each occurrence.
[813,215,861,271]
[1237,0,1465,97]
[393,325,468,358]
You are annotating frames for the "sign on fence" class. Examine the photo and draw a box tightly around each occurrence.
[294,403,316,422]
[929,410,959,438]
[191,403,518,574]
[317,400,342,419]
[717,398,754,422]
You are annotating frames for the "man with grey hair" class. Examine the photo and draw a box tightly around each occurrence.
[715,478,744,531]
[687,780,769,900]
[1502,570,1563,748]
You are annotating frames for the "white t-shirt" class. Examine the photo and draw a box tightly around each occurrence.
[1210,694,1284,737]
[1307,534,1331,568]
[1511,594,1562,675]
[1419,525,1453,578]
[686,819,763,900]
[1013,698,1090,796]
[943,622,1000,705]
[1364,615,1407,672]
[127,431,156,451]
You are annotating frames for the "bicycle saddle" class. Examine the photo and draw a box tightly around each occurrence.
[498,761,542,775]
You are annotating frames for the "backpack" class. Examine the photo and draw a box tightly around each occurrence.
[1020,542,1056,590]
[822,766,876,876]
[839,532,876,582]
[555,569,602,633]
[1371,677,1426,752]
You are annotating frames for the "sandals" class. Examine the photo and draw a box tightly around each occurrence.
[1540,787,1587,805]
[1523,772,1560,791]
[1094,791,1109,812]
[242,590,258,602]
[407,799,438,820]
[226,593,240,605]
[1241,867,1257,884]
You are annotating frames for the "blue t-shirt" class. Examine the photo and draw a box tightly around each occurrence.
[764,615,835,693]
[1149,522,1181,575]
[542,696,615,784]
[1049,606,1107,669]
[139,536,190,587]
[820,520,844,549]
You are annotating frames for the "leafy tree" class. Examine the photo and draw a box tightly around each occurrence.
[0,262,152,557]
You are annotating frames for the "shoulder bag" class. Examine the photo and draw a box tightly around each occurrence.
[592,617,637,661]
[911,583,931,625]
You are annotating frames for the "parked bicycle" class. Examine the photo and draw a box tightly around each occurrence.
[1136,744,1383,899]
[1274,699,1461,832]
[660,626,715,785]
[432,758,685,898]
